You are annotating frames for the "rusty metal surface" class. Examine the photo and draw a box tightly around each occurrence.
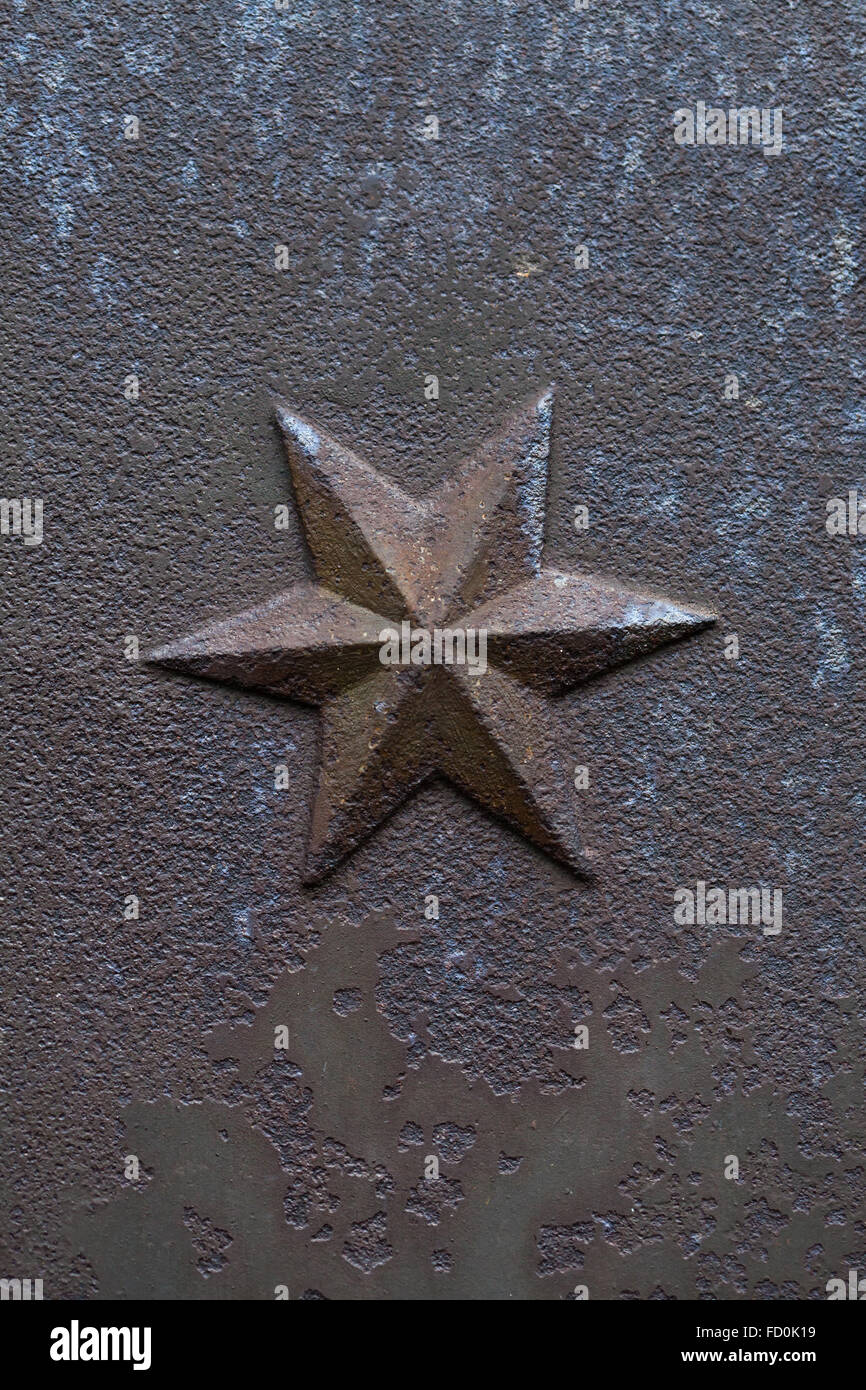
[2,0,865,1301]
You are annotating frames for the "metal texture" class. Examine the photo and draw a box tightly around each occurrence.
[149,390,713,881]
[2,0,864,1303]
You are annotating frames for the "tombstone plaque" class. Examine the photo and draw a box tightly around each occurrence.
[2,0,864,1315]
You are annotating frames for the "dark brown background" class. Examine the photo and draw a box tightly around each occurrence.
[2,0,864,1298]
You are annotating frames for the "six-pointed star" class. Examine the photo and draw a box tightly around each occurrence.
[149,388,713,882]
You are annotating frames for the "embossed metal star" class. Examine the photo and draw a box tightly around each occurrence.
[149,388,713,882]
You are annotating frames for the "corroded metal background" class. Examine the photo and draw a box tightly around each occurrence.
[2,0,864,1299]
